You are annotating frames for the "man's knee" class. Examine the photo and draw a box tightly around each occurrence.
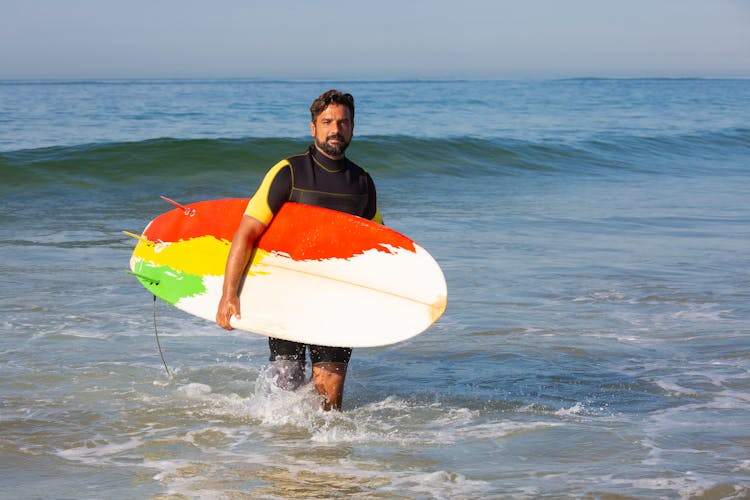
[268,359,306,390]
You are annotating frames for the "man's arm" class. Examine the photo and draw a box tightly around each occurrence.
[216,215,267,330]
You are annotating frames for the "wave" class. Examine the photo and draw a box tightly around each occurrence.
[2,129,748,190]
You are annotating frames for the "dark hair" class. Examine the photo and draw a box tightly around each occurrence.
[310,90,355,122]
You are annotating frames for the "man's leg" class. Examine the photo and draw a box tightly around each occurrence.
[268,338,306,390]
[309,345,352,411]
[312,362,348,411]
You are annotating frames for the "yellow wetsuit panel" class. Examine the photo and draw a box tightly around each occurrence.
[243,160,291,225]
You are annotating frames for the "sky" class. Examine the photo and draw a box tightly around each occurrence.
[1,0,748,80]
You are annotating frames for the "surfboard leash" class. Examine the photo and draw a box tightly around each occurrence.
[124,230,171,377]
[152,295,172,378]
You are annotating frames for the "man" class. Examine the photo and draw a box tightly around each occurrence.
[216,90,381,411]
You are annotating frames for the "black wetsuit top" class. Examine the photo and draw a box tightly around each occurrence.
[244,145,380,225]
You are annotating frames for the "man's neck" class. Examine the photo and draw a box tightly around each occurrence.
[311,145,347,172]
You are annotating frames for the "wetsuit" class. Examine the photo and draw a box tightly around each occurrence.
[244,145,381,366]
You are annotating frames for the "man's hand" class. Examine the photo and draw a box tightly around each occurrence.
[215,214,267,331]
[216,294,241,330]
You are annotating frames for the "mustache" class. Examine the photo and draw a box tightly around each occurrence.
[326,134,346,142]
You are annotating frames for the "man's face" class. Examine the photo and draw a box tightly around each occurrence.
[310,104,353,159]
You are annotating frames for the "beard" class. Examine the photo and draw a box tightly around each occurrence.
[315,134,350,158]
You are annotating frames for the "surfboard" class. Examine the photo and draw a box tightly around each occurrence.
[127,198,447,347]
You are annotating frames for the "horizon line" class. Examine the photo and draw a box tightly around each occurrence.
[2,75,750,84]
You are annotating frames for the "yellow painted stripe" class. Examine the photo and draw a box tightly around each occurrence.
[132,235,271,276]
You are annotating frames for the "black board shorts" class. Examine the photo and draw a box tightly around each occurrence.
[268,337,352,365]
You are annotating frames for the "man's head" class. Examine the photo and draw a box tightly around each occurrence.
[310,90,355,159]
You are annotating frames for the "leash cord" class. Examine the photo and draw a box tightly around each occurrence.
[153,295,172,377]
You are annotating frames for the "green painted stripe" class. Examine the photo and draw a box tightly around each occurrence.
[133,260,206,305]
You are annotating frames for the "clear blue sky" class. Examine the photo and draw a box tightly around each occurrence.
[2,0,748,79]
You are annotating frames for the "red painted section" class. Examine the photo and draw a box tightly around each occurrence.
[142,198,416,261]
[144,198,246,242]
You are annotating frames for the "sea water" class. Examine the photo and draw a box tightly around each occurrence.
[1,79,750,498]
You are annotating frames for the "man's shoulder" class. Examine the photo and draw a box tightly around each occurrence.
[284,147,313,163]
[344,156,364,170]
[285,150,310,161]
[340,155,373,179]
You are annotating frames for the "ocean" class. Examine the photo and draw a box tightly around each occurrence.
[1,79,749,499]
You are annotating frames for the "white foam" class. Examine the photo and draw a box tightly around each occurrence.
[147,458,223,499]
[653,379,700,396]
[176,382,213,398]
[608,472,738,500]
[573,289,627,303]
[554,402,586,416]
[57,437,145,466]
[164,374,562,453]
[163,367,334,431]
[385,470,492,499]
[672,307,730,322]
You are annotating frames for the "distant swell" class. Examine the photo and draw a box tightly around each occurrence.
[2,129,748,190]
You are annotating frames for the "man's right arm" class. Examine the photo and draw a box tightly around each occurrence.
[217,160,292,330]
[215,215,267,330]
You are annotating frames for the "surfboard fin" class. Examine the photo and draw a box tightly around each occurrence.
[127,271,160,286]
[161,196,196,217]
[122,230,153,246]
